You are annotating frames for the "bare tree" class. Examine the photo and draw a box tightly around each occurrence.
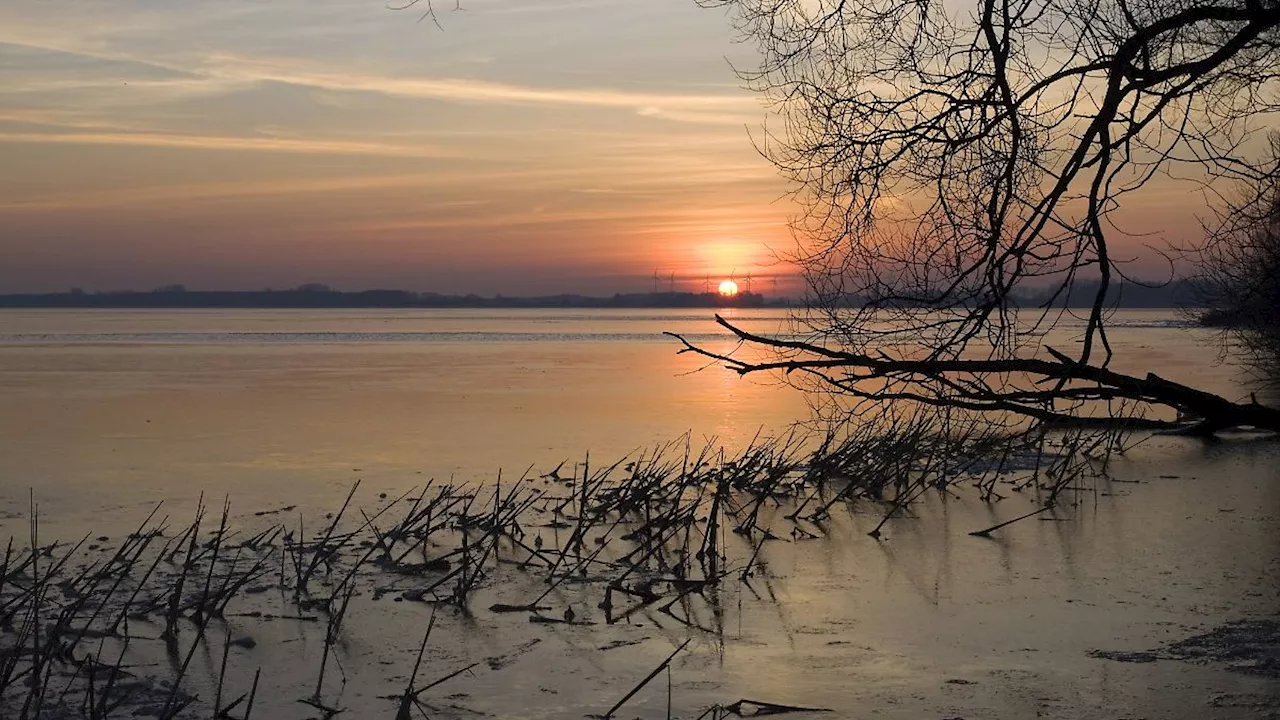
[677,0,1280,434]
[1190,135,1280,380]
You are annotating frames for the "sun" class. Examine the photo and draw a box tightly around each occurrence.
[717,279,739,297]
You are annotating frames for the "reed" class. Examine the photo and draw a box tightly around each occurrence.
[0,416,1114,718]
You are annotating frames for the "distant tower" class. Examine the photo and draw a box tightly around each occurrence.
[668,272,675,293]
[652,269,659,293]
[703,275,711,293]
[743,273,753,294]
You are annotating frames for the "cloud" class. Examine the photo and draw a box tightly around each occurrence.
[202,54,761,120]
[0,174,462,213]
[0,108,141,132]
[0,130,452,158]
[344,193,785,234]
[635,107,758,126]
[0,1,796,293]
[0,38,195,79]
[0,27,762,123]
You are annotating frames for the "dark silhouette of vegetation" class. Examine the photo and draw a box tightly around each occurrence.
[1189,137,1280,381]
[679,0,1280,435]
[0,279,1205,311]
[0,287,776,309]
[3,430,1078,717]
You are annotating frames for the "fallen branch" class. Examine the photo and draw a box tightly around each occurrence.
[666,316,1280,435]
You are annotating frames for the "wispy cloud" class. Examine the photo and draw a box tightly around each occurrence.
[0,131,453,158]
[0,174,462,213]
[0,108,142,132]
[0,38,197,79]
[636,106,758,126]
[0,0,797,292]
[344,195,784,234]
[203,54,761,120]
[4,33,762,125]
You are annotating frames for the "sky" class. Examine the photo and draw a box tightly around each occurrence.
[0,0,1212,296]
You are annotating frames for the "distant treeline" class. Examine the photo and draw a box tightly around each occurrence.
[1023,278,1197,309]
[0,279,1197,310]
[830,279,1196,309]
[0,285,782,309]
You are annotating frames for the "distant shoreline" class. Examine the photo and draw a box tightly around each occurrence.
[0,288,785,310]
[0,279,1199,310]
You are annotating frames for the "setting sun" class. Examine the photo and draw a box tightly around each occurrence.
[717,279,739,296]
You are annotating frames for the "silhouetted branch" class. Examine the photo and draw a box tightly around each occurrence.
[667,315,1280,434]
[695,0,1280,367]
[682,0,1280,436]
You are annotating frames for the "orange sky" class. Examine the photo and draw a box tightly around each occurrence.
[0,1,1210,295]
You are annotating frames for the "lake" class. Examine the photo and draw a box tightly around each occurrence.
[0,308,1276,719]
[0,308,1249,517]
[0,309,814,523]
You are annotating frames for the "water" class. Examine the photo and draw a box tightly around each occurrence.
[0,309,810,523]
[0,307,1259,524]
[0,308,1277,718]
